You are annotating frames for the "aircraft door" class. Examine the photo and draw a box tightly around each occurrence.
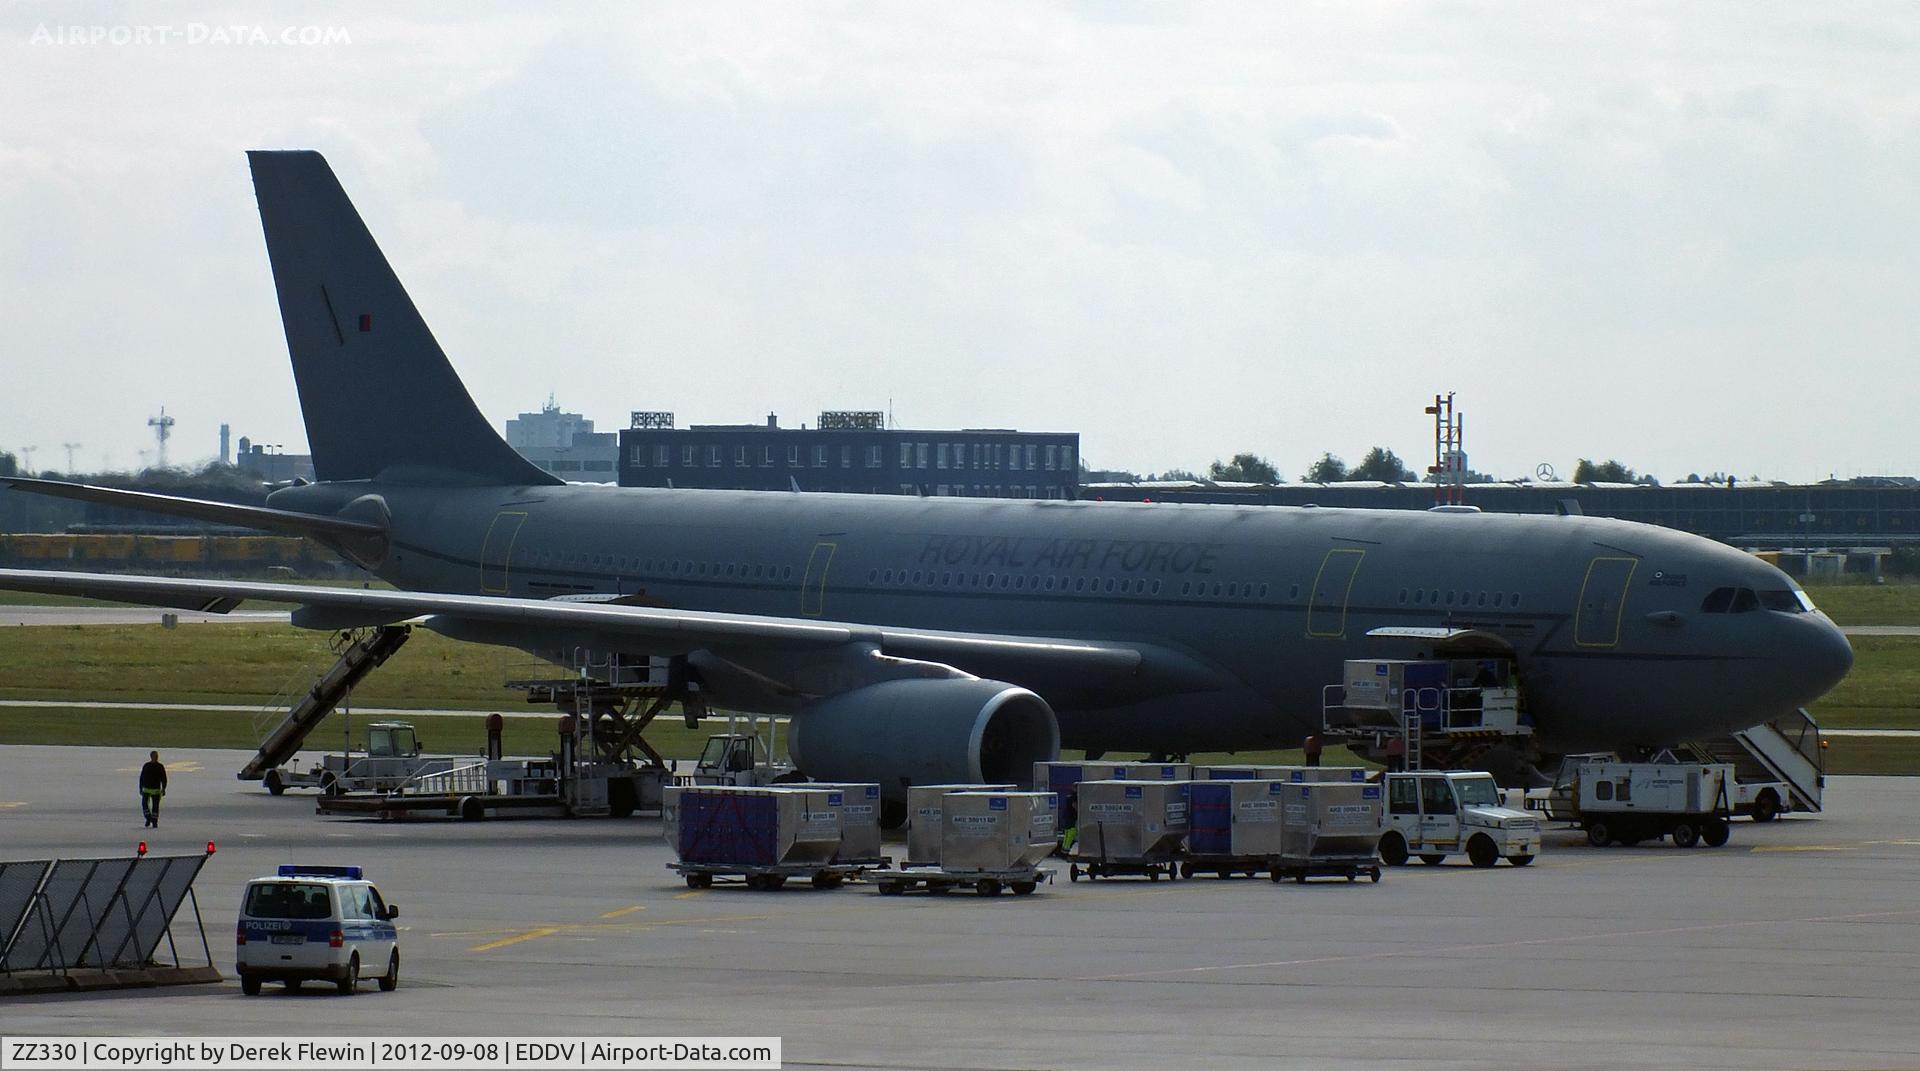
[1305,547,1366,638]
[1575,556,1639,647]
[479,511,528,594]
[801,541,836,617]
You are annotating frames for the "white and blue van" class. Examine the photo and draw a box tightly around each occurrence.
[236,865,400,995]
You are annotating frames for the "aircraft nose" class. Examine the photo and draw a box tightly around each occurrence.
[1785,615,1854,705]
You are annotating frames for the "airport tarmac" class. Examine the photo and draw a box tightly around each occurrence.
[3,745,1919,1070]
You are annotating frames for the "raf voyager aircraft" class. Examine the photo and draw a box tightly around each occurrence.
[0,152,1853,798]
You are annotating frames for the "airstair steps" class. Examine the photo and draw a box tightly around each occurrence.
[238,625,412,781]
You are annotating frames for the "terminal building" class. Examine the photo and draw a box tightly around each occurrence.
[618,411,1080,499]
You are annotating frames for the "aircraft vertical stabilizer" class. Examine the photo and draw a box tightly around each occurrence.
[247,150,559,487]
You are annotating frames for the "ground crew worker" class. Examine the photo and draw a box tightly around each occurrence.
[139,751,168,828]
[1303,734,1323,767]
[1384,735,1407,773]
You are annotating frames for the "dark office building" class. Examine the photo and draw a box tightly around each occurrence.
[618,411,1080,499]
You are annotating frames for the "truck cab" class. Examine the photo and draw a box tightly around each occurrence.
[682,733,794,787]
[1380,771,1541,868]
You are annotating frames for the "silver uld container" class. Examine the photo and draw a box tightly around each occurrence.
[939,791,1058,872]
[1278,766,1371,784]
[1075,780,1192,861]
[1213,779,1288,857]
[667,784,843,866]
[800,782,885,862]
[906,783,1014,866]
[1278,782,1384,861]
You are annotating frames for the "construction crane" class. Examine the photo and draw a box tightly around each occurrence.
[147,408,176,470]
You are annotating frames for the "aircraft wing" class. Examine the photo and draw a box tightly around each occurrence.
[0,569,1214,691]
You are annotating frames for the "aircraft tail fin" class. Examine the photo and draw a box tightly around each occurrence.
[247,150,559,487]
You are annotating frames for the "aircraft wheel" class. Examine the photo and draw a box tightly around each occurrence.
[1379,832,1410,867]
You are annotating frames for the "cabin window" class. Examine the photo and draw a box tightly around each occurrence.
[1510,592,1520,607]
[1153,580,1163,595]
[1399,588,1408,603]
[1477,592,1488,606]
[1758,589,1804,613]
[1413,590,1424,604]
[1492,592,1503,607]
[1730,587,1760,613]
[868,570,878,583]
[1289,585,1300,600]
[1700,587,1735,613]
[1595,781,1613,802]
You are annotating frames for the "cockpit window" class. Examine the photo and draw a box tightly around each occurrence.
[1729,588,1760,613]
[1758,589,1805,613]
[1700,587,1734,614]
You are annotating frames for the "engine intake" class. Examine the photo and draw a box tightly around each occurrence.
[788,677,1060,793]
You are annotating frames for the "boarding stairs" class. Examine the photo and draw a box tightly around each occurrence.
[1681,707,1824,813]
[238,625,413,781]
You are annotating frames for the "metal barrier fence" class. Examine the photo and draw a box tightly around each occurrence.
[0,852,212,976]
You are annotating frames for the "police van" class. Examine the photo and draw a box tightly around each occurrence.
[236,865,400,995]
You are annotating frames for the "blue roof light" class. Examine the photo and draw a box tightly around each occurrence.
[277,864,363,880]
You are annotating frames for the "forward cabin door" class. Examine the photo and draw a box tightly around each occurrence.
[801,541,837,617]
[1575,555,1639,647]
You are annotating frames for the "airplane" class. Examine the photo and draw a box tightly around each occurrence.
[0,150,1854,804]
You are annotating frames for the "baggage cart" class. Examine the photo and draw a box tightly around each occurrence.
[866,864,1053,898]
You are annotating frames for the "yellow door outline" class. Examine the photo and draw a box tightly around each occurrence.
[1306,547,1366,638]
[480,511,528,594]
[1575,555,1639,648]
[801,541,836,617]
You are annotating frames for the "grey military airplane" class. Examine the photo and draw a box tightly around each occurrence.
[0,151,1853,799]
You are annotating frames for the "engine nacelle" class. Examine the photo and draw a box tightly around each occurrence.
[788,677,1061,795]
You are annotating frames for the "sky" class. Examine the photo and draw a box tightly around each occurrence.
[2,2,1916,484]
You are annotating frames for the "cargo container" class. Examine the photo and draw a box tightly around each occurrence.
[801,782,886,863]
[1275,781,1384,883]
[1192,764,1300,781]
[1067,780,1190,881]
[905,783,1014,866]
[663,785,852,889]
[1183,779,1289,878]
[1033,761,1191,835]
[939,791,1057,872]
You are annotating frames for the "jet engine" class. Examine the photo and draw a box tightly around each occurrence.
[787,677,1060,800]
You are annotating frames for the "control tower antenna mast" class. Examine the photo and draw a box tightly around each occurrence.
[147,407,176,470]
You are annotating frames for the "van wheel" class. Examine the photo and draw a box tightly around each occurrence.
[378,951,398,992]
[1671,822,1700,848]
[1379,832,1409,867]
[336,954,358,996]
[1466,836,1499,868]
[240,973,262,995]
[1752,791,1781,823]
[1586,821,1612,847]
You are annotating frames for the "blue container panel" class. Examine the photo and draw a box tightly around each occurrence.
[679,792,779,866]
[1189,783,1233,855]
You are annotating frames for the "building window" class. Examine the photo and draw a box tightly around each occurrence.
[655,444,671,468]
[682,445,696,467]
[707,446,722,467]
[867,444,883,468]
[763,446,774,467]
[734,446,748,467]
[899,443,912,468]
[814,445,829,467]
[788,445,800,467]
[1009,447,1022,472]
[937,443,949,469]
[631,446,647,466]
[1026,445,1038,470]
[916,443,929,469]
[1045,445,1057,471]
[841,445,852,469]
[1062,445,1075,471]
